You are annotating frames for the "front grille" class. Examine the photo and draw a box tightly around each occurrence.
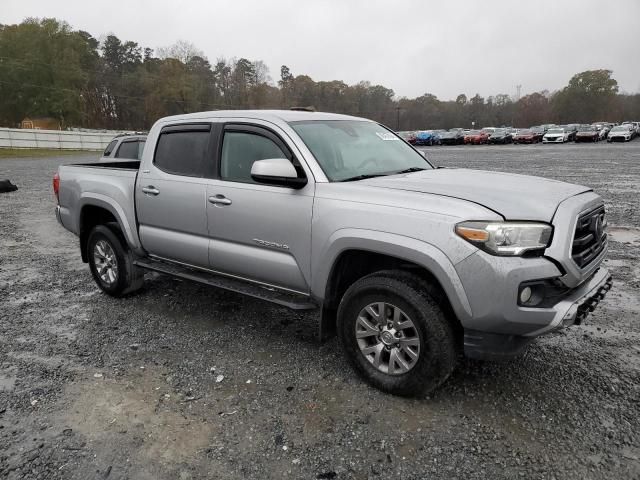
[572,205,607,268]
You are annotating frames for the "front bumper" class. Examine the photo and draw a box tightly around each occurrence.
[463,268,611,359]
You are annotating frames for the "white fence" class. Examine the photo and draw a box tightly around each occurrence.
[0,128,127,151]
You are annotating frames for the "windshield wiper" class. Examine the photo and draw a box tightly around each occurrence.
[393,167,428,174]
[339,173,390,182]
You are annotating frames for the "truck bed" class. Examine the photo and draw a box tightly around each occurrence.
[56,161,142,251]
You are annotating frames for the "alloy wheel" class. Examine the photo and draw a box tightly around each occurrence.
[355,302,421,375]
[93,239,119,285]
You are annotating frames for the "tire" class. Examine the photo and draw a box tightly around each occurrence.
[337,270,458,397]
[87,225,144,297]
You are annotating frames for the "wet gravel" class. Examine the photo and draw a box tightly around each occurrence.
[1,141,639,479]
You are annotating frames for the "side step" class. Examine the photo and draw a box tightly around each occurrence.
[133,259,318,311]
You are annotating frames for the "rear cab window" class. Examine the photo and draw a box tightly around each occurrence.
[103,140,118,156]
[115,140,140,160]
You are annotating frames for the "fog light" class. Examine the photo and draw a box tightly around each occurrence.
[520,286,533,304]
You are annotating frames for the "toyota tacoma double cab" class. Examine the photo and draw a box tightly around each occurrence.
[53,110,611,396]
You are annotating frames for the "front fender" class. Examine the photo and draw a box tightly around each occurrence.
[312,228,473,323]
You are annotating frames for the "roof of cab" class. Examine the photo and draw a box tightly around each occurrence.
[156,109,369,125]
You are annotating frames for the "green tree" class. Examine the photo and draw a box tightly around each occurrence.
[553,70,619,123]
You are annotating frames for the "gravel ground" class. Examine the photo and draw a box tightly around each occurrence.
[1,141,639,480]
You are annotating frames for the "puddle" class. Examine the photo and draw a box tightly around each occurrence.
[604,287,640,313]
[8,351,68,369]
[45,323,78,341]
[603,258,628,268]
[579,325,640,340]
[63,369,218,469]
[0,368,18,391]
[608,227,640,244]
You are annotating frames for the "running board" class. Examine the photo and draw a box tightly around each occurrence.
[133,259,318,311]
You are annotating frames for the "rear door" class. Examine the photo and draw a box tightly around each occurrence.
[136,123,217,267]
[205,122,314,293]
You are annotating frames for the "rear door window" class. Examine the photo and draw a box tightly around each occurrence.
[154,126,211,177]
[115,140,140,159]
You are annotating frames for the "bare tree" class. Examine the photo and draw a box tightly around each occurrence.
[156,40,205,63]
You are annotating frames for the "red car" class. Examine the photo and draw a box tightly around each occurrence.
[513,130,542,144]
[398,131,417,145]
[464,130,490,145]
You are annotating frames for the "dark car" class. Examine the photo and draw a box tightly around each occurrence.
[575,125,600,142]
[560,124,578,142]
[513,130,540,144]
[488,129,513,144]
[439,129,465,145]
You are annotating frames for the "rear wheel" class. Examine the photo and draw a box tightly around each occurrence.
[337,271,458,396]
[87,225,144,297]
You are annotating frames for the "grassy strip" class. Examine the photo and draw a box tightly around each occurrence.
[0,148,95,158]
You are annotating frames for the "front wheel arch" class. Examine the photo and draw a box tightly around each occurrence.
[319,248,464,343]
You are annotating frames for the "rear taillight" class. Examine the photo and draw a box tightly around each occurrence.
[53,172,60,203]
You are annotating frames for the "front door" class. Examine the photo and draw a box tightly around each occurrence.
[205,123,313,293]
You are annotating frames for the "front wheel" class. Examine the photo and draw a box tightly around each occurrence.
[337,271,458,396]
[87,225,144,297]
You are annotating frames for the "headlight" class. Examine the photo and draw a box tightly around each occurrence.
[455,221,553,256]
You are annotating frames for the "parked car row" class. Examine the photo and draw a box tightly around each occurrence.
[398,121,640,146]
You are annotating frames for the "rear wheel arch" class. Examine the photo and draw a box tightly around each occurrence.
[79,204,125,262]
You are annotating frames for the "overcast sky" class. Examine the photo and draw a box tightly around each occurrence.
[3,0,639,100]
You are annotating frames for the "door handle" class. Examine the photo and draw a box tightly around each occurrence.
[142,186,160,196]
[208,194,232,206]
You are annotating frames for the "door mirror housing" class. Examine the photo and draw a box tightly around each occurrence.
[251,158,307,189]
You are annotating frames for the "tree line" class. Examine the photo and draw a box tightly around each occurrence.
[1,18,639,131]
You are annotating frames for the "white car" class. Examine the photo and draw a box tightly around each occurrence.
[542,128,569,143]
[593,125,609,141]
[607,125,633,142]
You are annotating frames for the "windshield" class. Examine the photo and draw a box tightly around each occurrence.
[578,126,594,132]
[547,129,563,134]
[518,130,532,135]
[492,129,506,135]
[290,120,432,181]
[611,126,626,132]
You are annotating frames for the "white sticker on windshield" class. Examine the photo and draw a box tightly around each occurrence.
[375,132,400,141]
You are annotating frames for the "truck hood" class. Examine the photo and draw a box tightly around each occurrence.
[361,168,591,221]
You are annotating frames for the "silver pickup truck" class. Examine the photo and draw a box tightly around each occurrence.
[53,110,611,396]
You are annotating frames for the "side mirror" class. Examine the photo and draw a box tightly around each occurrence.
[250,158,307,189]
